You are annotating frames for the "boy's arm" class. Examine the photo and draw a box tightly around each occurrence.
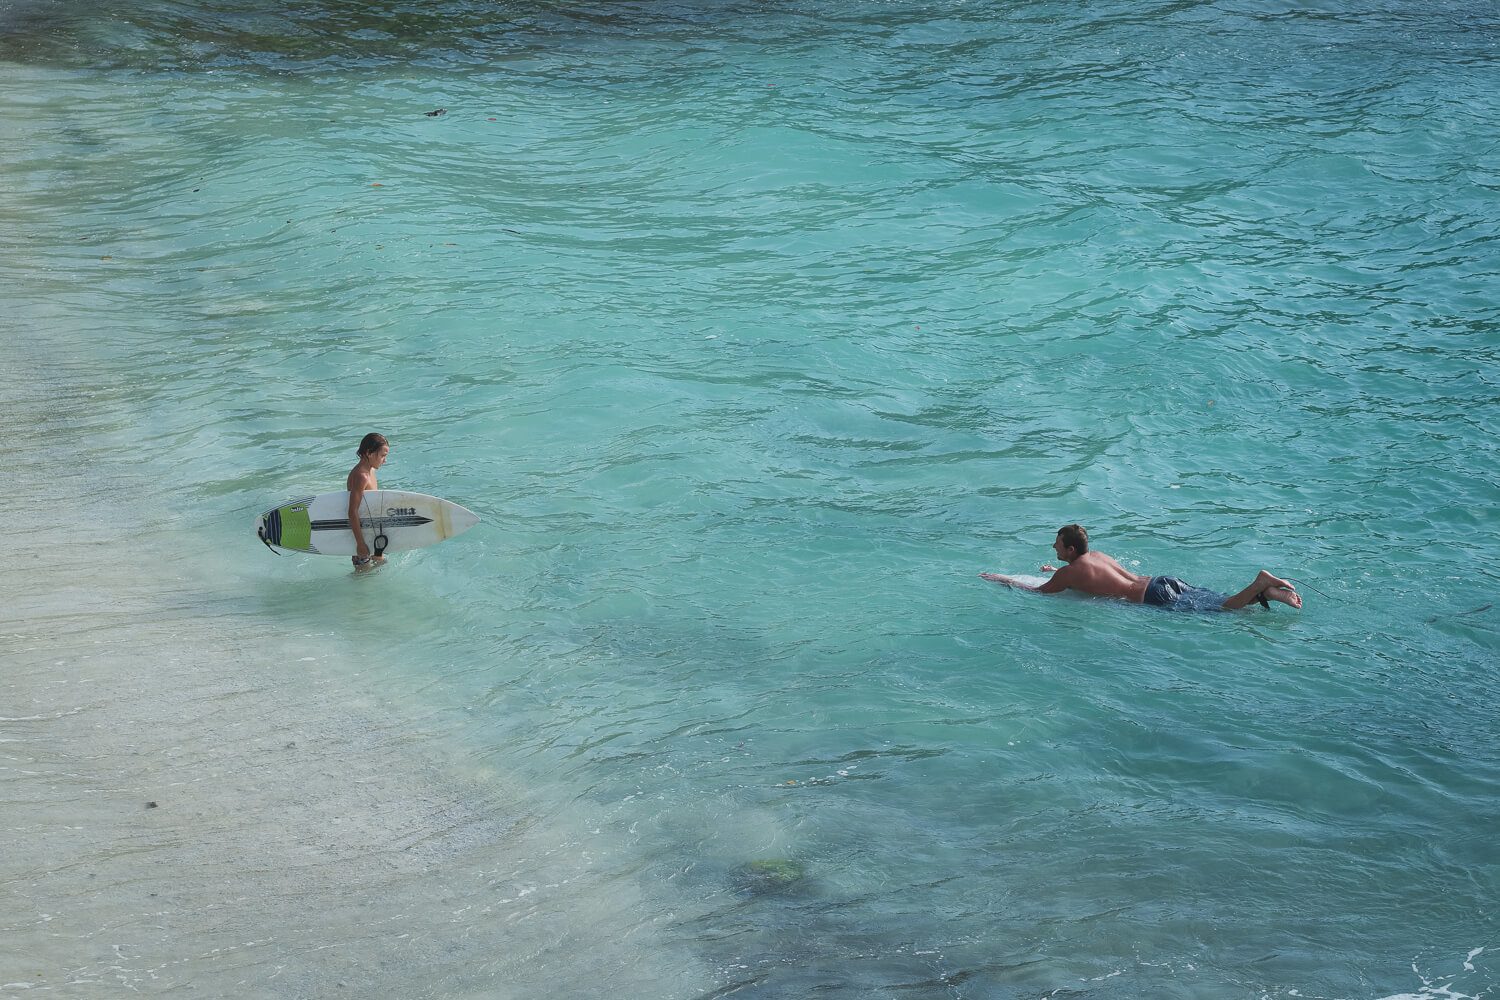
[348,486,369,559]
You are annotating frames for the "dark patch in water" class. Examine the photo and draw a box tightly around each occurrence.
[731,858,808,896]
[0,0,759,76]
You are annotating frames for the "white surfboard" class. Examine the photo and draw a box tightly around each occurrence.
[255,490,479,557]
[980,572,1050,590]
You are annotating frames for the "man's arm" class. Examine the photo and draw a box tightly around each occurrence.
[980,568,1070,594]
[1034,570,1068,593]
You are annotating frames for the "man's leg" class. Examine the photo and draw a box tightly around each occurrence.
[1222,570,1302,610]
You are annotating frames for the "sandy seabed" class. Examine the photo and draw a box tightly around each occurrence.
[0,375,714,999]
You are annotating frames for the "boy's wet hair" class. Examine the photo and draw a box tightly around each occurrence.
[1057,523,1089,555]
[358,432,389,457]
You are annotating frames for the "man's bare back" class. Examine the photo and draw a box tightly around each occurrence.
[981,524,1301,611]
[1044,550,1149,603]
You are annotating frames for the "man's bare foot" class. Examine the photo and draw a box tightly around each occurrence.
[1252,571,1301,608]
[1224,570,1302,610]
[1263,585,1301,609]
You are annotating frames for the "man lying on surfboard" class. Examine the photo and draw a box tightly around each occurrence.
[348,432,390,569]
[981,524,1302,611]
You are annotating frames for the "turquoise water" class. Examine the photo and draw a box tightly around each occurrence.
[2,1,1497,996]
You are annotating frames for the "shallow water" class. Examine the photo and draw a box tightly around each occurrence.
[2,1,1497,997]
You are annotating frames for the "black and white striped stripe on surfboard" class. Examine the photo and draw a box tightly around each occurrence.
[309,514,433,532]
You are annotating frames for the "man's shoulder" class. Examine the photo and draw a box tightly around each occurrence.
[1061,554,1120,589]
[1051,559,1088,584]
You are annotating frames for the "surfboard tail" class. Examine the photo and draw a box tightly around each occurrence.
[255,499,317,554]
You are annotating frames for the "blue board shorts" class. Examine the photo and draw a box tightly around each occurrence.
[1143,576,1227,612]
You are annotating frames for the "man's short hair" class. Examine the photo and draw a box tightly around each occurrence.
[358,432,389,457]
[1057,524,1089,555]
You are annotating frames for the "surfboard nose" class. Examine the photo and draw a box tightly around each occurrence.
[450,505,480,533]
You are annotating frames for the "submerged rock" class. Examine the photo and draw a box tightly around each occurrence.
[733,858,806,895]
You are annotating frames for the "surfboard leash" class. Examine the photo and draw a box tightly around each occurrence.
[1286,577,1328,600]
[256,511,282,555]
[360,489,389,559]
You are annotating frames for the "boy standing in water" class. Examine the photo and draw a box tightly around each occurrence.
[348,433,389,569]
